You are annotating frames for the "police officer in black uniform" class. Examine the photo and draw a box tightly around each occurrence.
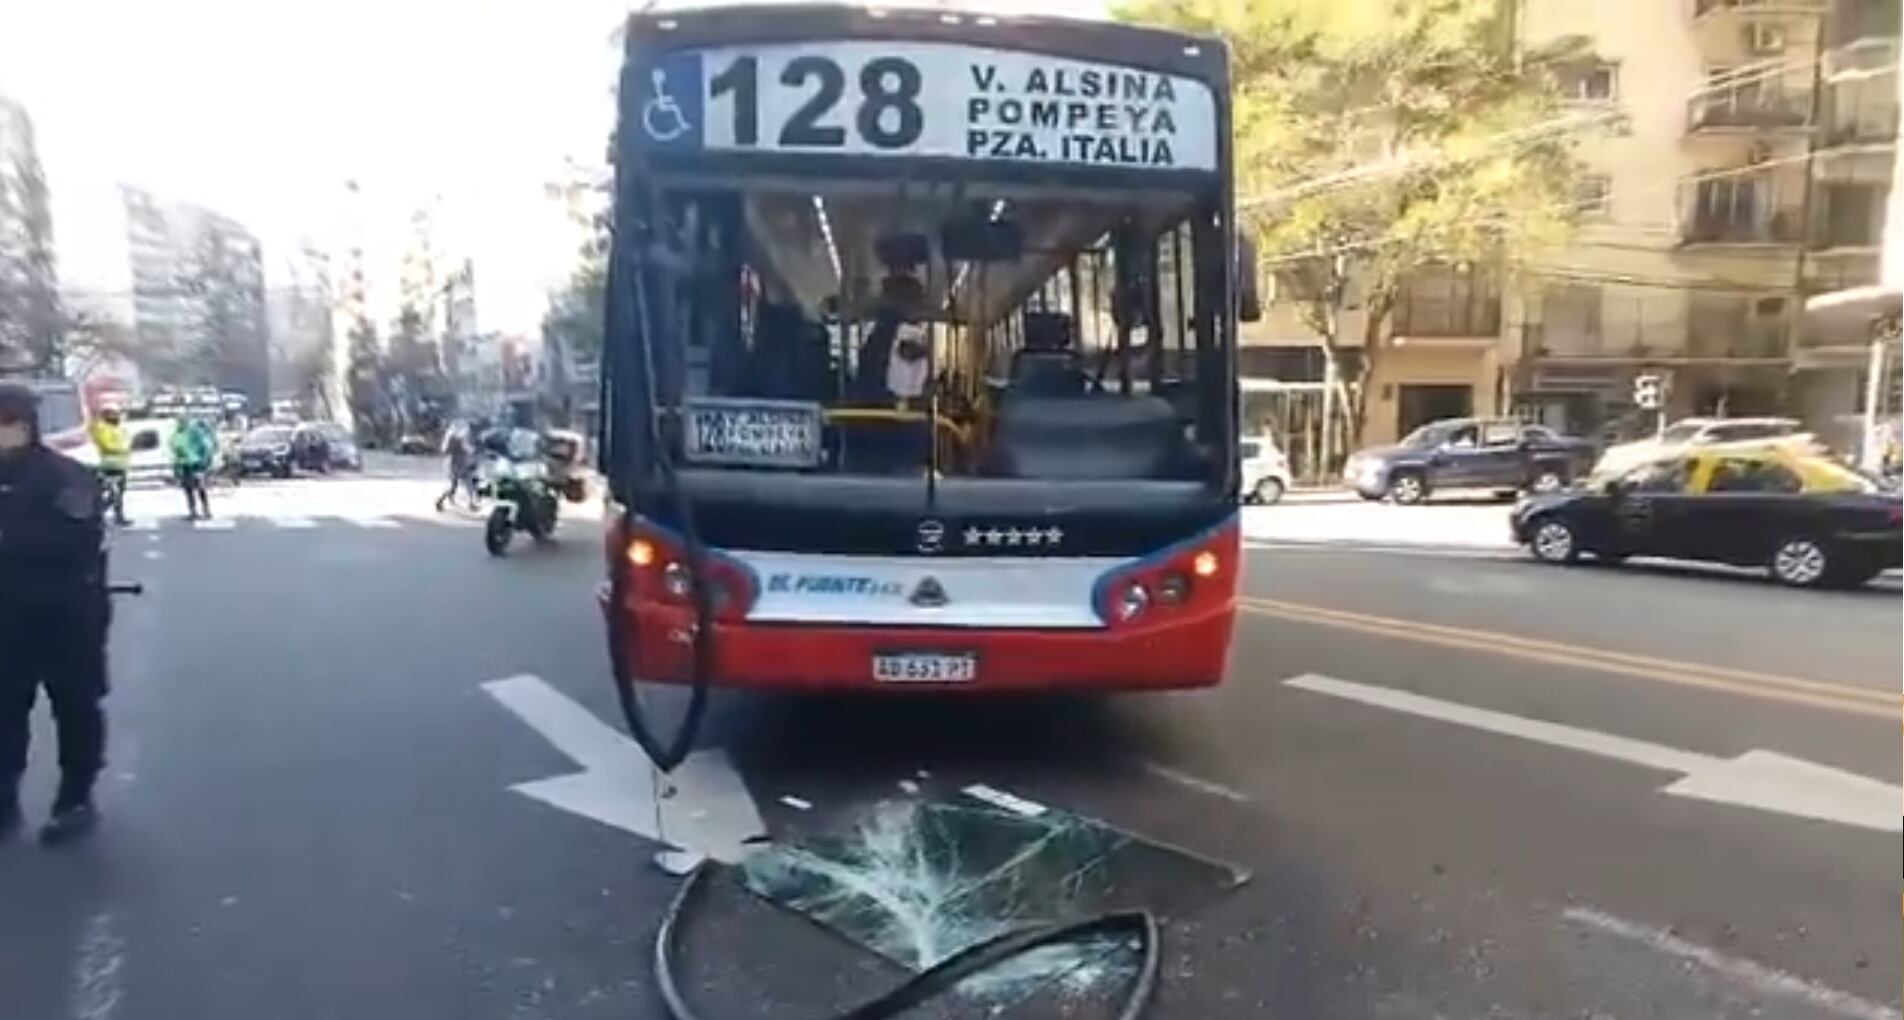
[0,382,110,845]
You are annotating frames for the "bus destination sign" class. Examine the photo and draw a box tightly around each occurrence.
[632,41,1217,172]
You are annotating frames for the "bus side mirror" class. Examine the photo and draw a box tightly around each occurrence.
[1237,233,1262,323]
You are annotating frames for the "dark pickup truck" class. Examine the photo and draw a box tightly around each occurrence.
[1343,418,1598,504]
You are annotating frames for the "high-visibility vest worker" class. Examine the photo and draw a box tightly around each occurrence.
[88,410,131,473]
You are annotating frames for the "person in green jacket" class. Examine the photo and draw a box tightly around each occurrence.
[169,417,215,520]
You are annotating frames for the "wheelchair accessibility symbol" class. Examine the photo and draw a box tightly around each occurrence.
[642,68,693,143]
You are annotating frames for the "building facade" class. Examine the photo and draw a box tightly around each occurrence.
[1243,0,1896,470]
[267,240,335,413]
[0,94,60,373]
[1791,0,1900,456]
[1511,0,1831,444]
[120,187,271,405]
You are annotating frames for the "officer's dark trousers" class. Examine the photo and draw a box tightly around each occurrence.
[0,601,107,805]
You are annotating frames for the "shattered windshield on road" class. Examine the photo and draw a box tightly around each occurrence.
[739,794,1246,1007]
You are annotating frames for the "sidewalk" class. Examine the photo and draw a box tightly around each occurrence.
[1243,496,1519,553]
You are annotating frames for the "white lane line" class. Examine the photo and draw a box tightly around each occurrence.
[1287,673,1707,773]
[1285,674,1902,832]
[1142,761,1252,803]
[352,517,401,529]
[1563,907,1901,1020]
[482,675,765,862]
[188,517,234,531]
[272,516,318,529]
[70,910,125,1020]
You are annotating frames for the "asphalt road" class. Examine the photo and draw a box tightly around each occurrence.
[2,466,1897,1020]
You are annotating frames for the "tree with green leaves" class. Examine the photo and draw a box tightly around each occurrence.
[1120,0,1602,445]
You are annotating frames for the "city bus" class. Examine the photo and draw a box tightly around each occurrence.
[600,3,1254,693]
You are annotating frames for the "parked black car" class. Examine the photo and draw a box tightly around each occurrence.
[236,424,302,478]
[1510,447,1902,588]
[293,422,361,472]
[1344,418,1597,504]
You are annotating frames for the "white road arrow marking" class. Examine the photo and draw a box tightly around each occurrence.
[1285,674,1901,832]
[482,675,766,862]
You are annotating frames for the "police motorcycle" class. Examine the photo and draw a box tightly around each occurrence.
[477,427,564,557]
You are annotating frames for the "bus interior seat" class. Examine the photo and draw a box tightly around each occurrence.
[831,416,933,475]
[1022,311,1074,352]
[1008,349,1087,397]
[982,394,1195,480]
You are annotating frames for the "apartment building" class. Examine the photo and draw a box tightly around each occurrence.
[0,93,60,371]
[1242,0,1895,468]
[1514,0,1897,449]
[1792,0,1900,456]
[119,186,272,404]
[1510,0,1828,443]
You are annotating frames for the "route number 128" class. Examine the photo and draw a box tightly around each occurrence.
[709,54,926,150]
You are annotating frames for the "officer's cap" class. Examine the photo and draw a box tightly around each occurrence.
[0,382,40,423]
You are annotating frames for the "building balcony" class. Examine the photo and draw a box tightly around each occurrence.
[1680,211,1803,245]
[1692,0,1825,20]
[1391,297,1502,340]
[1825,34,1899,79]
[1687,93,1813,133]
[1819,112,1901,148]
[1520,321,1788,363]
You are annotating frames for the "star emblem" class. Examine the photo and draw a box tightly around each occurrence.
[984,527,1004,545]
[1044,526,1064,545]
[1005,528,1025,546]
[963,526,982,546]
[1023,528,1044,547]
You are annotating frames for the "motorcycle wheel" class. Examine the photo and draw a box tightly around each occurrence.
[531,497,559,543]
[484,508,513,557]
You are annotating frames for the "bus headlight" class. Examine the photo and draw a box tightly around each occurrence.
[1117,581,1152,621]
[1157,572,1190,605]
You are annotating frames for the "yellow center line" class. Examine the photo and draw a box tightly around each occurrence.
[1238,596,1901,721]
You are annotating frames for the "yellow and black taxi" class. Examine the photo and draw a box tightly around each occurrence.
[1511,443,1901,588]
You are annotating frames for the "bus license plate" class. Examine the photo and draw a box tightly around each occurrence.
[872,653,977,684]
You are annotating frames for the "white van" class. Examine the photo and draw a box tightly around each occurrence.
[1240,434,1293,504]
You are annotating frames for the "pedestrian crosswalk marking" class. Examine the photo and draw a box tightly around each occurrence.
[113,475,556,537]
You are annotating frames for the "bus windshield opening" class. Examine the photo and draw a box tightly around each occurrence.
[625,179,1232,485]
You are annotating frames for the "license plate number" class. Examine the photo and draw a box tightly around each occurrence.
[872,653,977,684]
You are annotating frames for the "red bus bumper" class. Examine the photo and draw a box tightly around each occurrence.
[601,595,1235,692]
